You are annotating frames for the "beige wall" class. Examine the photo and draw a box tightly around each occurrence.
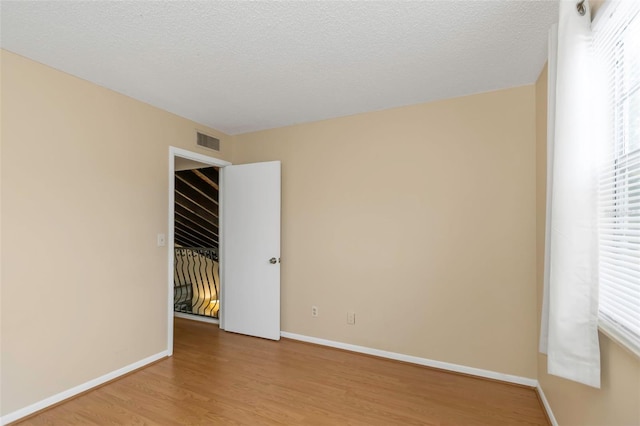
[535,65,640,426]
[0,50,231,415]
[234,85,538,378]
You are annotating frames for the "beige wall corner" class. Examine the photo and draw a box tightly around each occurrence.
[234,86,538,379]
[535,64,640,426]
[0,49,231,416]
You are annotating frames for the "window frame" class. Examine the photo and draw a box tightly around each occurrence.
[593,0,640,359]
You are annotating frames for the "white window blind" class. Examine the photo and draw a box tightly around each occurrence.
[594,0,640,357]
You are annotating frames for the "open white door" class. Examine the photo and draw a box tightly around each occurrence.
[221,161,281,340]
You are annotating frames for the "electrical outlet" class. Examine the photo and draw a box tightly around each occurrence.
[312,305,318,317]
[347,311,356,325]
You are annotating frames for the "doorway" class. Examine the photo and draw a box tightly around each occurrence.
[173,163,220,321]
[167,147,230,356]
[168,147,282,353]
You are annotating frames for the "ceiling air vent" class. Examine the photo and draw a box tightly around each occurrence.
[196,132,220,151]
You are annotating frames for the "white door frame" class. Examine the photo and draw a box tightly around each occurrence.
[167,146,230,355]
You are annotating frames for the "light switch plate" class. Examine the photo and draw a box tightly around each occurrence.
[157,233,166,246]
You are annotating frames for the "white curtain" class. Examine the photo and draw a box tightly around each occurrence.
[540,0,601,388]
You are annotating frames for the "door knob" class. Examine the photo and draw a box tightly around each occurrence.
[269,257,277,264]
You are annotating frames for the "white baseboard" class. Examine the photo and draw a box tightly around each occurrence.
[0,350,168,425]
[280,331,538,387]
[280,332,561,420]
[174,312,220,325]
[535,383,558,426]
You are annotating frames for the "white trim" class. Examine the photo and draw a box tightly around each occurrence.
[218,168,226,331]
[167,147,230,356]
[280,330,563,424]
[598,320,640,360]
[0,351,168,425]
[174,312,220,325]
[280,332,538,387]
[536,384,559,426]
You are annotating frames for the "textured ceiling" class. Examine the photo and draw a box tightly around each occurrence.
[0,1,558,135]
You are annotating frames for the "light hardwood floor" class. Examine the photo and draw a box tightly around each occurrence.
[16,318,549,425]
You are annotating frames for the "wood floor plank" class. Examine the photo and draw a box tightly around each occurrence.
[15,319,549,425]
